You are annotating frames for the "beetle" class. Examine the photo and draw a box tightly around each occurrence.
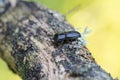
[53,31,81,46]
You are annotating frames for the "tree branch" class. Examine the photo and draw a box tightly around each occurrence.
[0,1,114,80]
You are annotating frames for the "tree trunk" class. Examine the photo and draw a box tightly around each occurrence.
[0,1,114,80]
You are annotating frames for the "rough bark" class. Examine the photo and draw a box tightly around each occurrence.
[0,1,114,80]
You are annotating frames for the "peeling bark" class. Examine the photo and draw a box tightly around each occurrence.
[0,1,114,80]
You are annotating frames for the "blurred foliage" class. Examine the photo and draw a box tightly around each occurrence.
[67,0,120,79]
[0,59,21,80]
[31,0,94,14]
[0,0,120,79]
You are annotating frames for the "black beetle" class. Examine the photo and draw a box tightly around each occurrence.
[54,31,81,46]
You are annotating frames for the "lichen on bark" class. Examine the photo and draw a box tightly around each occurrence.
[0,1,114,80]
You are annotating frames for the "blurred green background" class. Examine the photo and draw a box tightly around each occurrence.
[0,0,120,79]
